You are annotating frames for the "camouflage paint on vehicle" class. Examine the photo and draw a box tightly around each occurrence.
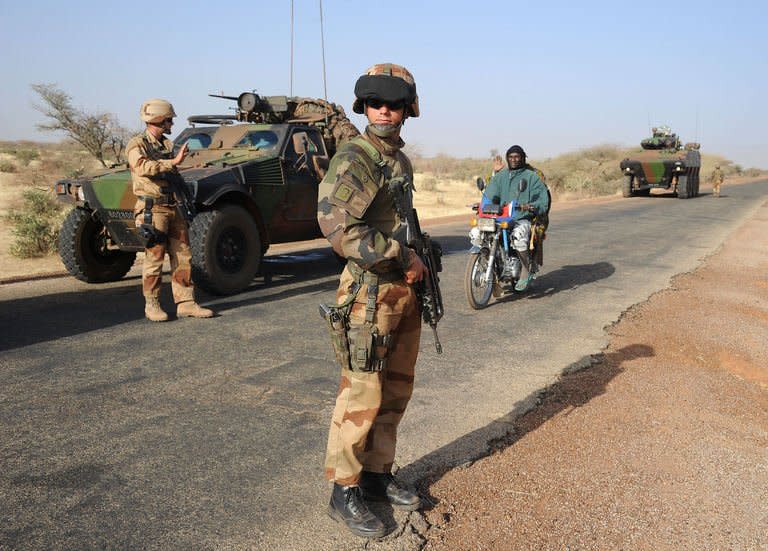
[619,126,701,198]
[53,93,361,293]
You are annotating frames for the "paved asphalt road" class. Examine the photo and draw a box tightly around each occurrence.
[1,181,766,550]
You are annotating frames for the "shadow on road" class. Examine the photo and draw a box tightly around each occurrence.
[0,248,345,352]
[524,261,615,300]
[399,343,655,508]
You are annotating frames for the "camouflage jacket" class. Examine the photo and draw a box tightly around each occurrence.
[710,168,724,184]
[486,167,550,220]
[317,129,413,273]
[126,130,176,198]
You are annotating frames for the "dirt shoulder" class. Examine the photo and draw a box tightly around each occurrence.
[422,200,768,549]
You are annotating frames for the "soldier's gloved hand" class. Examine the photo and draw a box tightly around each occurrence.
[404,248,428,284]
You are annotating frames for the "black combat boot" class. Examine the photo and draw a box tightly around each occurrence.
[327,483,387,539]
[359,471,421,511]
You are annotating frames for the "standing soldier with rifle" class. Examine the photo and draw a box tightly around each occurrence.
[127,99,214,322]
[317,63,442,539]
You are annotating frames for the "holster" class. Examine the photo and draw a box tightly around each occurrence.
[319,267,395,372]
[137,197,167,248]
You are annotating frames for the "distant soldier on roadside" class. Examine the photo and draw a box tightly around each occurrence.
[710,164,724,198]
[317,63,427,539]
[126,99,214,322]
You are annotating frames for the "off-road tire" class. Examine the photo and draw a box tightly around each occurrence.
[58,207,136,283]
[677,174,690,199]
[622,175,634,198]
[465,251,494,310]
[692,168,700,197]
[189,205,262,295]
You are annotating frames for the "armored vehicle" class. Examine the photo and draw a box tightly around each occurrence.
[54,93,359,295]
[619,126,701,199]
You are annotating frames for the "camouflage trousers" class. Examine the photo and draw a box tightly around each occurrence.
[713,182,722,197]
[134,201,194,303]
[324,266,421,486]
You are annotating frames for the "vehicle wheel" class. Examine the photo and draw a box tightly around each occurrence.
[622,175,634,197]
[677,174,690,199]
[189,205,262,295]
[693,168,700,196]
[465,251,494,309]
[58,207,136,283]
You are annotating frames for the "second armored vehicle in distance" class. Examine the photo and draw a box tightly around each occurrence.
[619,126,701,199]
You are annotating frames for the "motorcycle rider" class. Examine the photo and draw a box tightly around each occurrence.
[485,145,550,291]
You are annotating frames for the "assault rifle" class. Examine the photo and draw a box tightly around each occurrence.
[388,178,445,354]
[166,169,197,222]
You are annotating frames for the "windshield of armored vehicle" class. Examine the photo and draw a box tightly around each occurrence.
[183,133,213,150]
[235,130,279,150]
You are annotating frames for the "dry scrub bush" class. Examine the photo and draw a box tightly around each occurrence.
[6,189,65,258]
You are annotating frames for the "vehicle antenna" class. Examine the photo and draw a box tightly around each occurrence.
[319,0,328,102]
[290,0,294,96]
[695,106,700,143]
[319,0,329,127]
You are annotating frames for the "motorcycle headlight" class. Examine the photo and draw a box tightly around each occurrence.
[476,218,496,232]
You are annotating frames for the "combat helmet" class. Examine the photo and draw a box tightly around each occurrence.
[353,63,419,118]
[140,99,176,124]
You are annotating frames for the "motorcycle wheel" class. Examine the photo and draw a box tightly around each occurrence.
[465,251,494,309]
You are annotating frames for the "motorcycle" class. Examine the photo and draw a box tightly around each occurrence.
[465,178,540,309]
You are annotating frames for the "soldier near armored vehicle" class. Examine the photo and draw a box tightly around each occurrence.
[710,164,724,197]
[317,63,428,539]
[485,145,551,291]
[126,99,214,322]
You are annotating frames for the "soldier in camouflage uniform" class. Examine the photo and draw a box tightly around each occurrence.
[127,99,214,322]
[317,63,428,539]
[710,164,724,198]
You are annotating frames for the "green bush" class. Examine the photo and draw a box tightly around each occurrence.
[15,149,40,166]
[6,189,65,258]
[0,161,16,173]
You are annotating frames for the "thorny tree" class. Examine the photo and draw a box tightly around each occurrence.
[31,83,130,168]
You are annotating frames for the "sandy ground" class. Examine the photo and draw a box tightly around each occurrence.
[421,198,768,549]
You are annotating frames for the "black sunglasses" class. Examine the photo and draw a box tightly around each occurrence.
[366,99,405,111]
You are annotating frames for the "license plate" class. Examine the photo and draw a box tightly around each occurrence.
[476,218,496,232]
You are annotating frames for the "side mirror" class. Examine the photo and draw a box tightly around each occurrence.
[475,176,486,191]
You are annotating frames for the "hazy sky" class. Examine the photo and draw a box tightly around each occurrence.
[2,0,766,167]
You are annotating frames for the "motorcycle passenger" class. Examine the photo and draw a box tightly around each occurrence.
[485,145,550,291]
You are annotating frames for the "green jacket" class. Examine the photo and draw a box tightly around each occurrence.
[486,167,550,220]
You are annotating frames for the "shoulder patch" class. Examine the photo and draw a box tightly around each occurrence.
[334,183,354,202]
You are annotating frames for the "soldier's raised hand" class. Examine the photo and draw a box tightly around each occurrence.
[172,143,189,166]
